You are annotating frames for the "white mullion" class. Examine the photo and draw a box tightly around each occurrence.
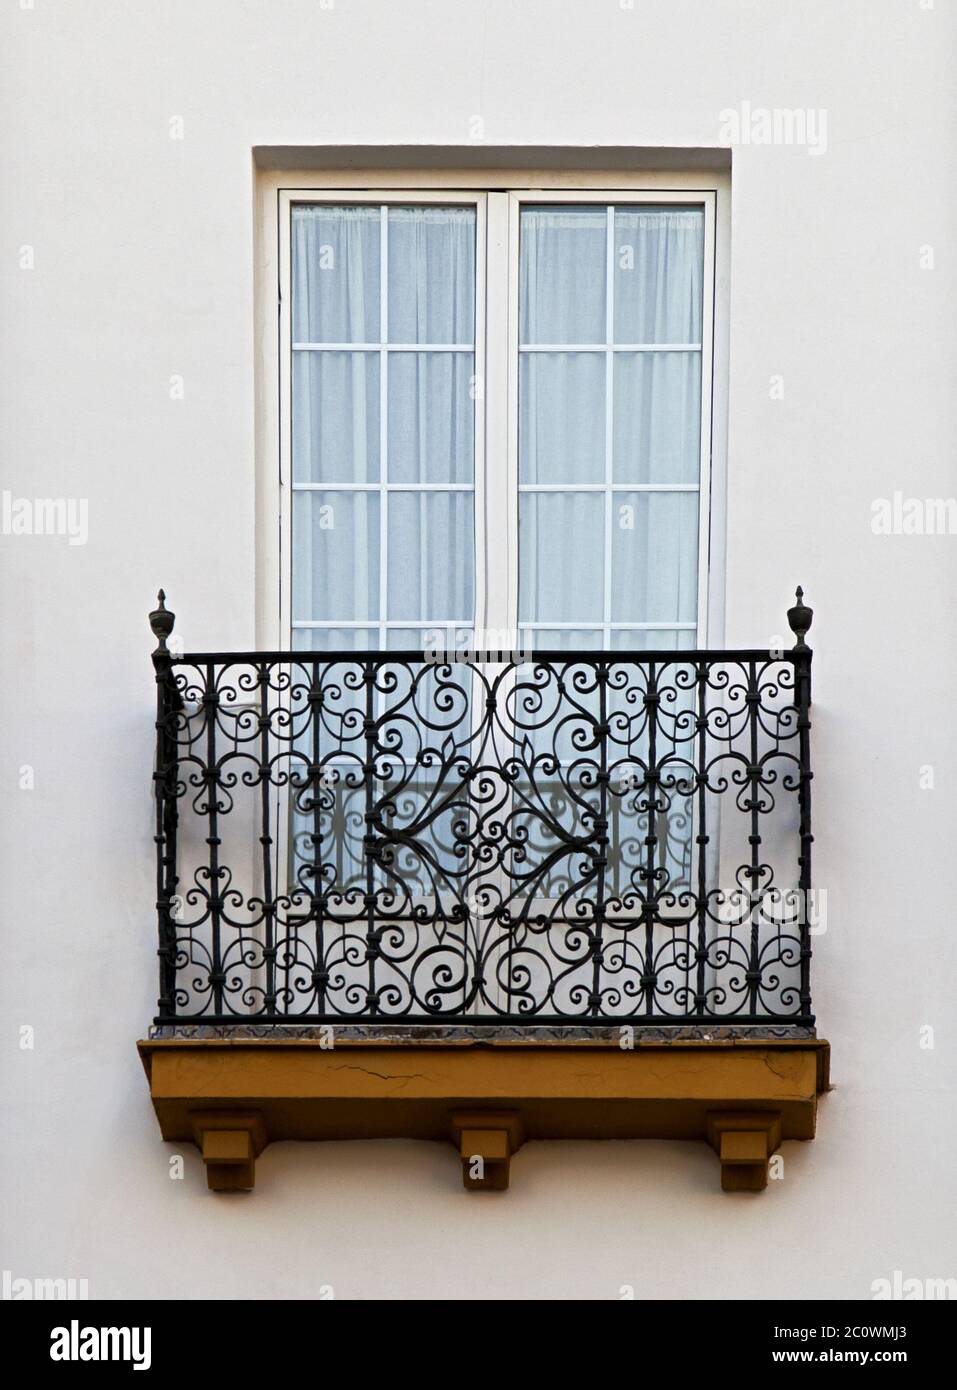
[293,482,473,492]
[378,205,389,653]
[519,621,697,632]
[292,620,696,631]
[293,480,703,492]
[294,342,473,352]
[603,204,615,648]
[293,619,475,629]
[518,482,699,493]
[518,342,701,353]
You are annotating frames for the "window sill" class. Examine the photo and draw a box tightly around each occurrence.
[137,1035,830,1194]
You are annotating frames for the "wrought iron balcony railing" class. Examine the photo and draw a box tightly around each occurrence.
[149,591,814,1030]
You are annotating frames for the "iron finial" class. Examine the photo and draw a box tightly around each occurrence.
[149,588,176,656]
[787,586,813,649]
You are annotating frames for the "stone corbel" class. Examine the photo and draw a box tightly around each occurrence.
[190,1110,267,1192]
[450,1110,524,1191]
[706,1111,782,1192]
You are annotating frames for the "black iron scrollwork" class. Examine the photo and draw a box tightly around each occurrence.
[150,594,814,1027]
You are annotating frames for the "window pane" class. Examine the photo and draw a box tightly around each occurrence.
[613,207,703,344]
[292,490,380,622]
[609,628,697,652]
[292,351,380,483]
[387,491,474,621]
[388,352,474,484]
[519,491,604,624]
[613,351,700,484]
[611,492,698,624]
[292,626,377,653]
[519,627,604,652]
[520,206,606,344]
[388,206,475,344]
[519,353,604,484]
[292,205,380,343]
[386,628,437,652]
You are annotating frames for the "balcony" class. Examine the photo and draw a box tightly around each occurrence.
[138,589,829,1193]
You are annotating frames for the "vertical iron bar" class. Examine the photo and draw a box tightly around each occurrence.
[795,647,814,1019]
[150,592,179,1023]
[787,584,815,1024]
[746,658,761,1016]
[258,661,276,1016]
[463,657,474,1018]
[363,658,378,1016]
[152,662,178,1019]
[694,658,709,1017]
[205,661,224,1016]
[642,660,659,1019]
[501,662,515,1019]
[590,660,609,1018]
[310,657,326,1015]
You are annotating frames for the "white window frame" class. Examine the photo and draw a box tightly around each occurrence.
[268,176,722,651]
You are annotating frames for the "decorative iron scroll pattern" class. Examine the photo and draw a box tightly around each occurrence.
[150,598,814,1027]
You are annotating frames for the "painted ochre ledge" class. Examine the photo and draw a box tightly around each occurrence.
[137,1036,830,1194]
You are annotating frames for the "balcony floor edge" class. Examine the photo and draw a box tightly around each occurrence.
[137,1037,830,1194]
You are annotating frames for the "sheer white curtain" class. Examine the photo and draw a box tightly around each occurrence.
[516,204,704,913]
[289,203,477,901]
[290,202,701,650]
[291,204,476,652]
[518,204,704,652]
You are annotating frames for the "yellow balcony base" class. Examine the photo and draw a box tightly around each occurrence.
[137,1037,829,1193]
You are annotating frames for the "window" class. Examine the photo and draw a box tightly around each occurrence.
[280,188,714,654]
[517,203,703,653]
[277,183,716,921]
[289,199,479,653]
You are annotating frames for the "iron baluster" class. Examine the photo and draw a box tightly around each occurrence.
[257,661,277,1016]
[204,661,224,1016]
[149,591,180,1022]
[362,659,379,1018]
[788,587,815,1021]
[590,660,610,1017]
[694,658,709,1016]
[745,658,762,1017]
[642,660,659,1019]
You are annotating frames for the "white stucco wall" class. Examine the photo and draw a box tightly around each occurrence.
[1,0,955,1300]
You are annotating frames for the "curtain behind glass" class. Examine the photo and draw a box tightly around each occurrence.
[291,204,475,649]
[517,205,703,910]
[518,204,703,651]
[290,204,477,907]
